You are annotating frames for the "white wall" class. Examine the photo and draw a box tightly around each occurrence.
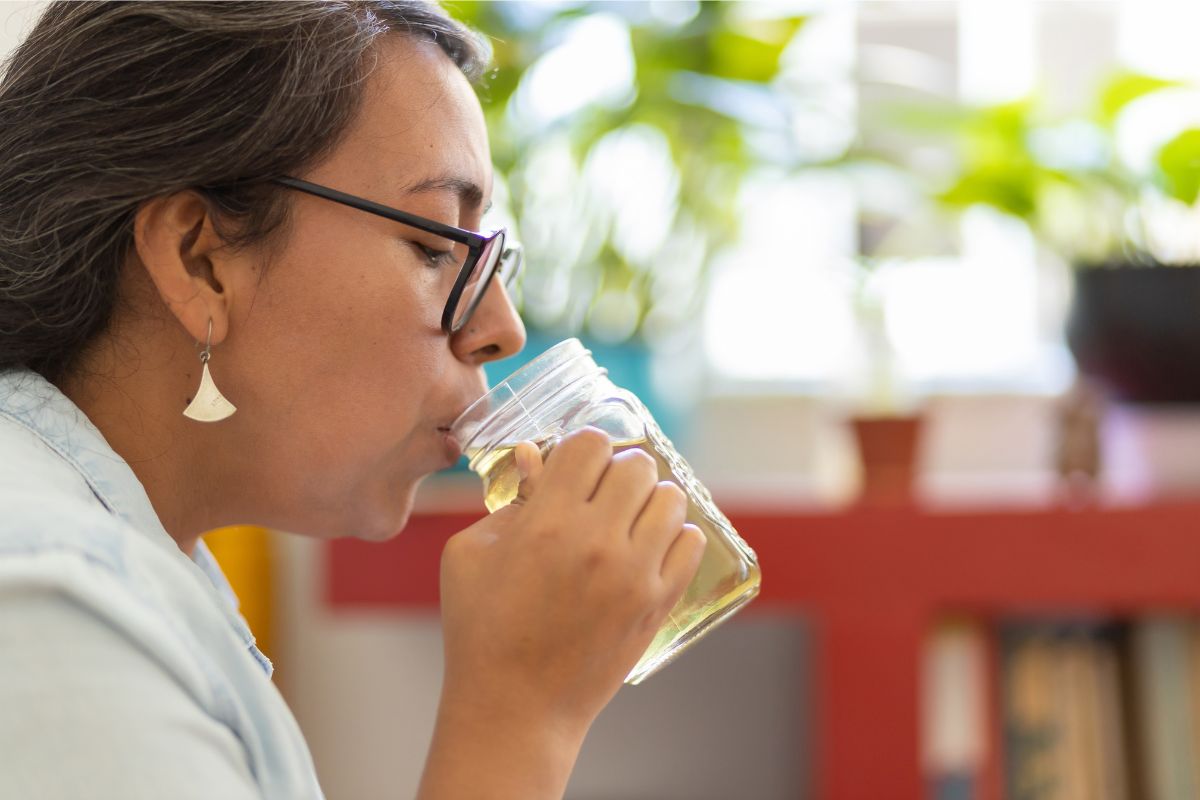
[0,2,41,56]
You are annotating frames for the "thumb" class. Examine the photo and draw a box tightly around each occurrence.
[512,440,545,506]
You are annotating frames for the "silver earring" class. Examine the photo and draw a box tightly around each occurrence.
[183,319,237,422]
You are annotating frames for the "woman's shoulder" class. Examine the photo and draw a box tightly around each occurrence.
[0,399,235,676]
[0,372,184,578]
[0,407,134,570]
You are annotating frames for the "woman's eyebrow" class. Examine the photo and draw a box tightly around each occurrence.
[402,175,488,213]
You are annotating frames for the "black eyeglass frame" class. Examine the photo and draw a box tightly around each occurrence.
[272,176,518,334]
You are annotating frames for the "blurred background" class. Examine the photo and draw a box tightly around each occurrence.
[8,1,1200,798]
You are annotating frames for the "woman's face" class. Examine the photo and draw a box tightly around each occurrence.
[216,36,524,541]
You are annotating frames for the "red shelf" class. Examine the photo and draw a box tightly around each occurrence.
[328,501,1200,800]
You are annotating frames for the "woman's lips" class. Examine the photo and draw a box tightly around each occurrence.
[439,428,463,468]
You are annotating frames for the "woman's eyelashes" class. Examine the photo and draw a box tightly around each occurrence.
[410,241,459,269]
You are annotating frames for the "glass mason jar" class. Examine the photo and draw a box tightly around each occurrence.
[450,339,761,684]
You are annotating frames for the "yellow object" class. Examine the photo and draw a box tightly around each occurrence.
[202,525,273,660]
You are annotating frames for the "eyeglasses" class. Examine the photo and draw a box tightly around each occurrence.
[272,176,523,334]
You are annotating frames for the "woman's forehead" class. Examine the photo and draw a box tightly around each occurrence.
[325,35,491,207]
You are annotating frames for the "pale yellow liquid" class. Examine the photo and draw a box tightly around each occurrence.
[469,433,761,684]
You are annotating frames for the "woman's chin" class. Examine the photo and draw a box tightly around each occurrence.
[284,477,424,542]
[354,522,410,543]
[352,480,422,542]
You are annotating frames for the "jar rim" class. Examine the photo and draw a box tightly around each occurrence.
[451,338,599,453]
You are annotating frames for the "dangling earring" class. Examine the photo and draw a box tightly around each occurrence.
[183,319,237,422]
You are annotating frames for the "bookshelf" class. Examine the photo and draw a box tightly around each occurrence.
[327,501,1200,800]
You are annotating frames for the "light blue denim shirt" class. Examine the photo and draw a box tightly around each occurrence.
[0,369,324,799]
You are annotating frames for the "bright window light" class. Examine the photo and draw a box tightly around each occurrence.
[883,209,1040,384]
[512,14,635,129]
[957,0,1035,103]
[704,172,857,383]
[1118,0,1200,81]
[583,125,679,269]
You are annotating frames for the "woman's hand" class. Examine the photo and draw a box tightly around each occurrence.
[418,427,705,800]
[442,426,704,723]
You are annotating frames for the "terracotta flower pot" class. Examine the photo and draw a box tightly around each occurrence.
[851,415,924,506]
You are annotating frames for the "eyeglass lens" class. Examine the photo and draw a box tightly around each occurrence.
[450,233,505,331]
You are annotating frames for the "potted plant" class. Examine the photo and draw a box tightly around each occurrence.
[875,72,1200,403]
[845,255,926,505]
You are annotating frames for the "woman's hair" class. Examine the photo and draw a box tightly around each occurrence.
[0,1,488,383]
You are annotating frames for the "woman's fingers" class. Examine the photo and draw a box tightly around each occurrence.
[630,480,688,552]
[659,523,706,596]
[525,432,701,606]
[627,483,704,612]
[537,428,612,505]
[633,479,691,542]
[590,447,661,533]
[632,481,705,610]
[628,474,700,599]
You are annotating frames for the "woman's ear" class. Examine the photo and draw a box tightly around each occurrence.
[132,191,234,347]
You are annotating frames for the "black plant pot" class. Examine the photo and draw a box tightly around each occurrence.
[1066,261,1200,404]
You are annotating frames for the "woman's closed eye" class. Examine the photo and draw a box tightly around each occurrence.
[410,241,459,269]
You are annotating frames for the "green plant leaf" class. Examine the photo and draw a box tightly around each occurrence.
[1096,71,1184,125]
[875,100,976,136]
[710,17,806,82]
[938,166,1038,219]
[1156,128,1200,205]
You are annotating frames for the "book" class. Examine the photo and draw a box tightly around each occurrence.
[1129,617,1199,800]
[1001,623,1130,800]
[923,620,988,800]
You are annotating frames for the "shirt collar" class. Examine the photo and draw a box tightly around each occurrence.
[0,370,175,544]
[0,368,269,673]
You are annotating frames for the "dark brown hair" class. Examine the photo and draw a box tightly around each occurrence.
[0,1,488,382]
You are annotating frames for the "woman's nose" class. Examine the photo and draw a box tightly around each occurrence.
[450,278,526,365]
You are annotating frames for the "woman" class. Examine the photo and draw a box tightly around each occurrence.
[0,3,705,798]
